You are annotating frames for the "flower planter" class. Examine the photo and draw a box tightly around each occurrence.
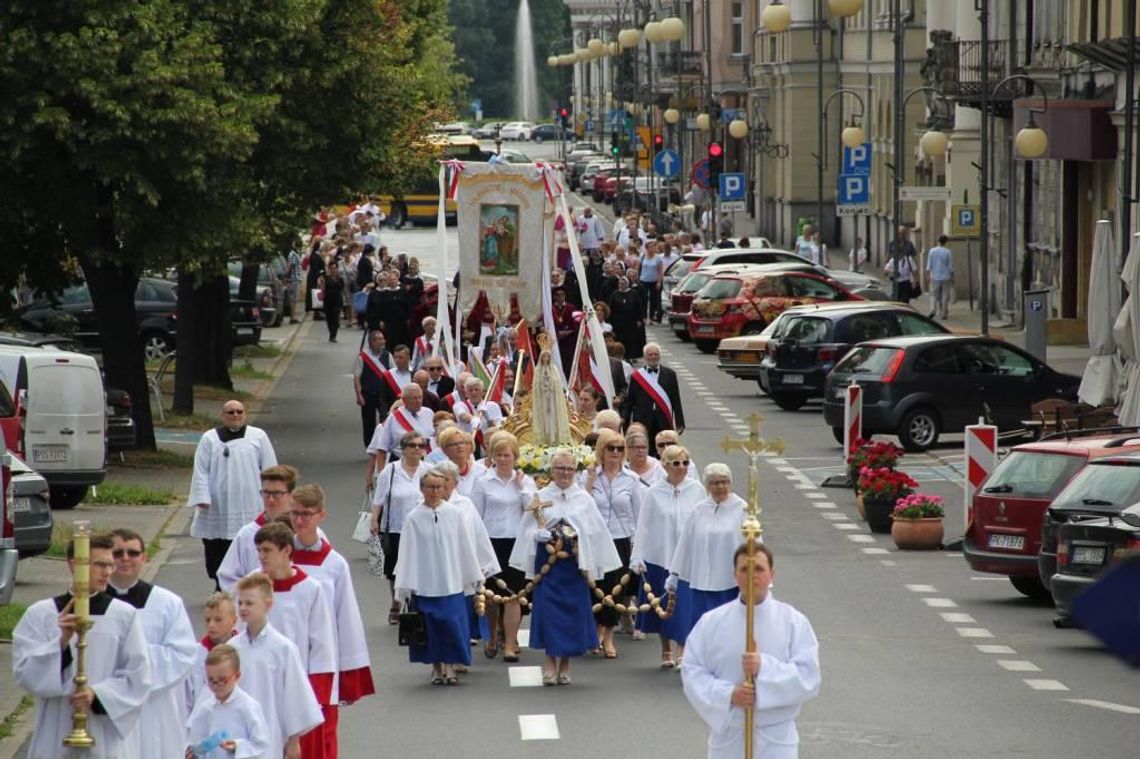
[855,492,866,521]
[891,517,944,550]
[863,496,895,534]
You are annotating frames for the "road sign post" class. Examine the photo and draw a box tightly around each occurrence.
[691,159,711,190]
[653,149,680,179]
[837,143,872,217]
[951,204,980,237]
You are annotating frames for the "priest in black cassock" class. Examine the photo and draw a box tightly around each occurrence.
[13,533,152,759]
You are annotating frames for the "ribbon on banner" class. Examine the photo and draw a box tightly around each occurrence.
[534,162,564,204]
[442,159,466,201]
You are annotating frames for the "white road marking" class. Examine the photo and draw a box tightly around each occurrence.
[939,613,977,624]
[880,560,897,566]
[804,492,827,500]
[976,644,1017,654]
[517,629,530,648]
[1024,679,1069,691]
[1066,699,1140,715]
[833,523,860,530]
[508,666,545,687]
[956,627,994,638]
[997,660,1041,672]
[775,467,798,473]
[861,547,890,555]
[922,598,958,608]
[813,503,837,510]
[821,512,849,520]
[969,576,1009,581]
[847,534,876,543]
[794,484,816,490]
[518,714,560,740]
[905,584,938,593]
[769,458,787,465]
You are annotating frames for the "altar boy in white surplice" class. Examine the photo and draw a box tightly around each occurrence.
[681,544,820,759]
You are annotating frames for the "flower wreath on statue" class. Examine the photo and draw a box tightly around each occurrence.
[517,443,596,475]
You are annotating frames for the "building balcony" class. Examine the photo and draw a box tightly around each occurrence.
[656,51,703,78]
[935,38,1020,114]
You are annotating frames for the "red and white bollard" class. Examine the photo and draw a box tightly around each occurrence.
[843,381,863,454]
[964,417,998,527]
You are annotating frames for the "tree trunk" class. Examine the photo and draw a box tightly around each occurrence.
[172,269,199,415]
[193,274,234,389]
[238,263,260,302]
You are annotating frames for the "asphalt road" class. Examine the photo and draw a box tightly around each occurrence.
[141,142,1138,758]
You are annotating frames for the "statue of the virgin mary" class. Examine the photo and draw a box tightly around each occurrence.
[531,348,573,446]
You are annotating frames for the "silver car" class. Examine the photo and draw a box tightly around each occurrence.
[11,452,52,559]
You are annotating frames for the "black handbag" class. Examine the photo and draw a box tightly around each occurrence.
[397,599,428,647]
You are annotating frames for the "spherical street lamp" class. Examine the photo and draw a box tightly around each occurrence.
[664,108,681,125]
[841,124,866,149]
[728,119,749,139]
[558,54,575,66]
[547,55,559,67]
[644,21,663,43]
[618,28,641,48]
[588,38,604,56]
[696,113,711,132]
[608,41,620,56]
[762,1,792,33]
[660,17,685,42]
[919,129,950,157]
[828,0,865,17]
[1015,117,1049,158]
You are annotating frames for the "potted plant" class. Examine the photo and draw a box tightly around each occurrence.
[891,494,945,550]
[857,467,918,533]
[848,439,905,518]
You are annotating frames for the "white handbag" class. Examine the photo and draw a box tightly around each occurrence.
[351,493,372,544]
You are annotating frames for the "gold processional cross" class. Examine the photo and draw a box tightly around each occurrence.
[719,411,784,759]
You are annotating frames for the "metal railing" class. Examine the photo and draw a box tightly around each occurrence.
[937,39,1014,101]
[655,51,703,77]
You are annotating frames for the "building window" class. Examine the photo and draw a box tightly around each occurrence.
[731,1,744,55]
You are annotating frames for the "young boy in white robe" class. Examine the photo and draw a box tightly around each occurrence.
[217,465,303,592]
[186,592,239,716]
[107,528,198,759]
[186,644,271,759]
[287,485,376,756]
[682,544,821,759]
[12,532,152,759]
[253,520,337,759]
[231,574,324,759]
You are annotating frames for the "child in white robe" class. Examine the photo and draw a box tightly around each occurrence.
[186,591,239,716]
[186,644,270,759]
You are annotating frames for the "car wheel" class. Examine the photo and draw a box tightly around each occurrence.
[50,486,86,510]
[390,202,408,229]
[771,391,808,411]
[695,339,718,354]
[898,406,940,451]
[832,426,845,445]
[533,135,544,144]
[1009,575,1052,602]
[756,379,769,396]
[143,331,171,362]
[676,330,692,343]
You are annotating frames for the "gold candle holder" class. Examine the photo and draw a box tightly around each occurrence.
[63,520,95,750]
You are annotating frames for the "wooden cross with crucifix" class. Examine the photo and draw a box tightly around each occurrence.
[525,492,553,529]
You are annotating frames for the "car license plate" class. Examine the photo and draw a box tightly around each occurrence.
[11,497,31,513]
[695,326,715,336]
[783,374,804,385]
[735,352,759,362]
[32,445,70,464]
[1071,545,1106,565]
[987,534,1025,551]
[237,327,254,335]
[835,387,847,399]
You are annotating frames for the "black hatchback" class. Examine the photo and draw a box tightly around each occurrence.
[1050,501,1140,624]
[762,305,948,412]
[822,335,1081,451]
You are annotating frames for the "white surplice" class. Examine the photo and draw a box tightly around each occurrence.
[629,478,705,570]
[670,495,751,591]
[189,426,278,539]
[509,482,621,580]
[217,515,327,592]
[230,623,323,759]
[394,502,486,598]
[185,686,271,759]
[681,595,821,759]
[264,569,338,706]
[13,595,152,759]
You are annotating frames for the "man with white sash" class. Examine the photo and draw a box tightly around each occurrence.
[353,330,392,448]
[368,383,436,469]
[413,317,438,370]
[621,342,685,455]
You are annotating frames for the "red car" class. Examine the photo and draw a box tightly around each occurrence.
[963,429,1140,599]
[686,267,861,353]
[667,264,767,341]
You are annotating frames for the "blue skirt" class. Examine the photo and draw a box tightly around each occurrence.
[409,593,472,666]
[686,587,738,639]
[529,544,598,658]
[636,564,692,642]
[467,595,489,641]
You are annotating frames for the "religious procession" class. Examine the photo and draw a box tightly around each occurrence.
[8,158,818,759]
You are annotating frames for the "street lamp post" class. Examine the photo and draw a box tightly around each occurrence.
[817,88,866,223]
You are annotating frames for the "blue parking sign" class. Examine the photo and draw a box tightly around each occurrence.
[837,174,869,205]
[841,142,872,176]
[719,173,746,200]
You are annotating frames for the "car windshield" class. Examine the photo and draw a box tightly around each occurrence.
[697,278,742,300]
[666,259,696,279]
[782,317,830,345]
[1049,461,1140,511]
[678,273,712,293]
[834,346,900,375]
[981,451,1086,499]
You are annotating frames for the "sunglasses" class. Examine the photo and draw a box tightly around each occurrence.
[605,445,625,452]
[657,441,676,449]
[223,409,245,416]
[427,367,443,372]
[668,460,691,468]
[403,442,426,449]
[112,548,144,559]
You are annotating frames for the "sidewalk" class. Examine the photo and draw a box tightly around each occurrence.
[0,315,311,757]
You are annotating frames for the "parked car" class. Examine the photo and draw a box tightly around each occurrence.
[822,336,1082,452]
[10,452,52,558]
[567,152,604,190]
[530,124,573,143]
[690,248,883,296]
[436,121,473,135]
[1050,500,1140,625]
[687,269,861,353]
[964,430,1140,599]
[581,161,619,195]
[592,167,624,201]
[716,302,918,390]
[228,255,287,327]
[667,264,769,340]
[569,142,600,155]
[499,122,535,140]
[472,121,506,139]
[1038,448,1140,602]
[0,452,16,604]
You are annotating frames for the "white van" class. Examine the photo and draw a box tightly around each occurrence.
[0,346,106,509]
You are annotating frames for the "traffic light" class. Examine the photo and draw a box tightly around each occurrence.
[708,141,724,189]
[611,132,620,156]
[559,107,570,129]
[653,134,665,154]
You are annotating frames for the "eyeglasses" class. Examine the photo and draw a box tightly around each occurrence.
[290,510,322,520]
[207,674,236,687]
[605,445,625,453]
[260,489,289,498]
[427,366,443,372]
[552,466,577,473]
[223,409,245,416]
[668,460,691,468]
[112,548,144,559]
[628,444,648,451]
[657,441,676,449]
[403,442,426,449]
[91,560,115,570]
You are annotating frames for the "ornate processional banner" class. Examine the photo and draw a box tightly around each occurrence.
[455,162,548,322]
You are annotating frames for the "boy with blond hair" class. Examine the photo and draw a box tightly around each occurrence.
[185,644,270,758]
